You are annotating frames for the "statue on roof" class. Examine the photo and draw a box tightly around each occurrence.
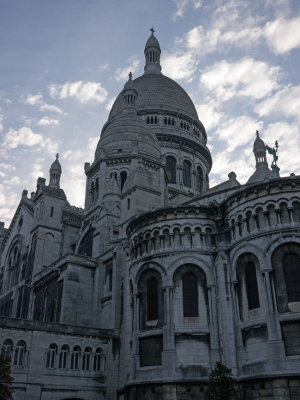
[265,140,280,178]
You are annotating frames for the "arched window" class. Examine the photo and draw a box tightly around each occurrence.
[147,277,158,321]
[82,347,92,371]
[90,182,95,202]
[46,344,57,368]
[283,253,300,302]
[120,171,127,192]
[245,262,260,309]
[78,229,95,257]
[166,156,176,184]
[196,166,203,192]
[182,273,198,317]
[183,160,192,188]
[58,345,69,369]
[70,346,80,370]
[94,348,105,372]
[2,339,13,358]
[14,340,26,366]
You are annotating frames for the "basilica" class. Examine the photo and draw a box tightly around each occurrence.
[1,30,300,400]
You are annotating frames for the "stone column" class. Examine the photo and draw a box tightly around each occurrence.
[214,249,238,373]
[162,286,176,376]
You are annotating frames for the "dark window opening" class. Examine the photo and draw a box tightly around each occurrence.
[50,206,54,217]
[120,171,127,192]
[245,262,260,309]
[283,253,300,302]
[166,156,176,184]
[147,277,158,321]
[182,273,198,317]
[183,160,192,188]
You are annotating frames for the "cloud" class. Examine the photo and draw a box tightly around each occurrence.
[0,162,16,178]
[3,127,58,154]
[195,102,223,130]
[49,81,108,103]
[38,116,60,127]
[264,18,300,54]
[0,114,3,132]
[161,52,198,81]
[255,85,300,120]
[215,115,263,152]
[99,63,110,71]
[172,0,203,20]
[114,58,140,82]
[40,104,64,114]
[4,176,20,186]
[200,58,280,101]
[23,93,44,105]
[105,97,116,112]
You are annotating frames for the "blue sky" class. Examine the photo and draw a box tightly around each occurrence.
[1,0,300,226]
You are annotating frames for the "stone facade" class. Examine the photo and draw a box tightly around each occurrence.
[1,31,300,400]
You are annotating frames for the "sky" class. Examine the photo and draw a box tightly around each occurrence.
[0,0,300,226]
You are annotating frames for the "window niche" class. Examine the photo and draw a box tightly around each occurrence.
[138,267,164,330]
[236,253,261,320]
[166,156,176,184]
[272,243,300,313]
[173,264,208,327]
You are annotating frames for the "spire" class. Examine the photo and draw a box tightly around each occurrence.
[121,72,138,114]
[144,27,161,74]
[49,153,62,188]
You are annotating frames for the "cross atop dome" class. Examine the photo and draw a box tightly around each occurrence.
[150,27,155,35]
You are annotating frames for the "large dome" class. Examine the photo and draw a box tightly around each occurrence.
[108,73,199,121]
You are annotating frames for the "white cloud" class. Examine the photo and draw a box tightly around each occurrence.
[23,93,43,105]
[30,160,45,180]
[0,162,16,178]
[195,102,223,130]
[105,97,117,113]
[0,114,3,132]
[200,58,280,101]
[38,116,60,127]
[40,104,64,114]
[99,63,110,71]
[264,18,300,54]
[4,176,20,185]
[172,0,203,20]
[114,58,140,82]
[49,81,108,103]
[255,85,300,120]
[161,52,198,81]
[3,127,58,154]
[215,115,263,152]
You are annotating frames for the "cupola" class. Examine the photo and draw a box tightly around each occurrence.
[144,28,161,74]
[49,153,62,188]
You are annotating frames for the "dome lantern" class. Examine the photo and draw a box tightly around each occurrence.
[121,72,138,114]
[49,153,62,188]
[144,27,161,74]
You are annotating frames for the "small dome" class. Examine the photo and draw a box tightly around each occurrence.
[50,154,61,172]
[95,114,161,162]
[253,131,266,151]
[145,31,161,50]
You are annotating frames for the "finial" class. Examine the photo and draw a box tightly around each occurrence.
[256,130,259,137]
[150,27,155,35]
[128,71,133,80]
[56,153,59,160]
